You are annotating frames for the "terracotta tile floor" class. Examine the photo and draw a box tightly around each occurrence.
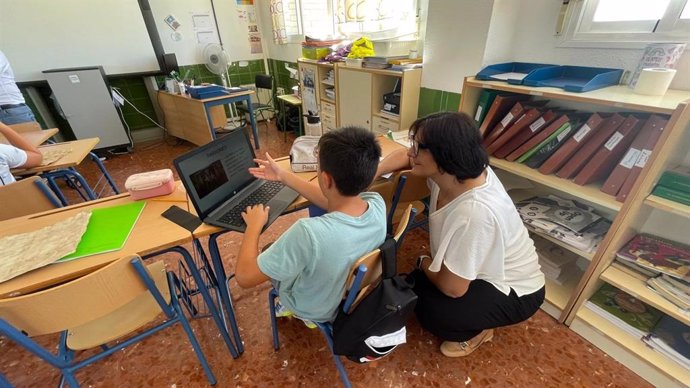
[0,123,651,387]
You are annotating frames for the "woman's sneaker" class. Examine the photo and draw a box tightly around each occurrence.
[440,329,494,357]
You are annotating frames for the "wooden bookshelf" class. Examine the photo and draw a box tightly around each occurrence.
[645,195,690,219]
[529,230,595,261]
[542,273,583,320]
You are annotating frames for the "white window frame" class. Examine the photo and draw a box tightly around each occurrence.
[559,0,690,49]
[281,0,336,43]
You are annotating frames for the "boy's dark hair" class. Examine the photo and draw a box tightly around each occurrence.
[410,111,488,182]
[318,126,381,196]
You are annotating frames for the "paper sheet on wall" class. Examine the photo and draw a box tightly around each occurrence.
[197,30,219,44]
[0,211,91,283]
[192,13,213,29]
[249,33,263,54]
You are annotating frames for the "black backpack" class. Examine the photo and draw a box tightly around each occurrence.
[332,238,418,363]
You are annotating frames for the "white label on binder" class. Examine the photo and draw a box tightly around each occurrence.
[572,124,592,143]
[556,126,572,142]
[500,112,514,128]
[635,149,652,168]
[604,131,624,151]
[529,117,545,132]
[619,148,640,169]
[475,106,483,121]
[529,91,542,96]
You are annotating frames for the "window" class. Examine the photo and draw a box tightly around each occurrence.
[561,0,690,48]
[278,0,418,42]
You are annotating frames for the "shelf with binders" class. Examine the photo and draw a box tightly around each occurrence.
[565,97,690,386]
[458,77,690,332]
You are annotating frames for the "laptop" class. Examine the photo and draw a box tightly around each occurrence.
[173,129,299,232]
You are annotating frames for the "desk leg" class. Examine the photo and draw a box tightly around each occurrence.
[246,96,260,149]
[297,104,303,137]
[143,246,240,358]
[208,232,245,354]
[204,105,217,142]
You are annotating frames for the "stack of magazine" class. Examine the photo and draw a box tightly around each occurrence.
[515,195,611,253]
[615,234,690,311]
[533,236,579,285]
[586,283,690,369]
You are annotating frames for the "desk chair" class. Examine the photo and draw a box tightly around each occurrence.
[41,152,120,205]
[0,256,217,387]
[237,74,275,133]
[0,176,61,220]
[387,170,430,235]
[267,205,415,388]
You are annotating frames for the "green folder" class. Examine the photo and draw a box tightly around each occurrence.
[59,201,146,262]
[474,89,503,126]
[515,122,572,164]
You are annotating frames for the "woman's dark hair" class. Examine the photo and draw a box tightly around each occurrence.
[318,126,381,196]
[410,111,488,182]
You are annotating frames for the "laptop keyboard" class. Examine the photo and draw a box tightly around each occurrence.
[218,181,285,227]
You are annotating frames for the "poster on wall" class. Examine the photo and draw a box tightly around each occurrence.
[249,33,263,54]
[236,0,254,5]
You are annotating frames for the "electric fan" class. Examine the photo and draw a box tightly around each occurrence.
[202,43,242,129]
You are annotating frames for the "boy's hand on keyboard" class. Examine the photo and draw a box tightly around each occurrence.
[249,152,283,182]
[241,204,270,233]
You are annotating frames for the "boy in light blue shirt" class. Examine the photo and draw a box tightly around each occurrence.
[235,127,386,322]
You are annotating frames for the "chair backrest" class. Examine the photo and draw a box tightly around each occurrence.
[0,177,61,220]
[255,74,273,90]
[0,256,168,337]
[7,121,41,133]
[392,204,414,242]
[393,170,430,206]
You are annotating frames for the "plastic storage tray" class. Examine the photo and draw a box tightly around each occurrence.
[476,62,557,84]
[188,85,228,99]
[521,65,623,92]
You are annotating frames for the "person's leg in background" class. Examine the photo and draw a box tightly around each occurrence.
[0,104,36,125]
[409,269,545,357]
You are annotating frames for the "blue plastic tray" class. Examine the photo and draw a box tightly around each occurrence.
[475,62,557,84]
[188,85,229,99]
[521,65,623,93]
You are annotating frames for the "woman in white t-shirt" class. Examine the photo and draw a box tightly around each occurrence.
[377,111,545,358]
[0,121,43,185]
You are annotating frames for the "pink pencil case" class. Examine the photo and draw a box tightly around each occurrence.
[125,169,176,200]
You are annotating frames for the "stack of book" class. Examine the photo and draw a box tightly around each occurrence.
[474,90,669,202]
[586,283,690,369]
[515,195,611,253]
[533,236,579,285]
[616,234,690,311]
[652,166,690,207]
[362,56,395,69]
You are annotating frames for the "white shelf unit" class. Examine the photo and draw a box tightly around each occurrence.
[460,77,690,385]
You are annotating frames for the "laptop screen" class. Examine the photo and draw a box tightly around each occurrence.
[174,130,257,219]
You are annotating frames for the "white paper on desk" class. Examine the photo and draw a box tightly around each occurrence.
[491,72,527,81]
[0,211,91,283]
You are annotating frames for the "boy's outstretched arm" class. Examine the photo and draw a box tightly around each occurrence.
[249,152,328,209]
[235,204,271,288]
[375,148,411,180]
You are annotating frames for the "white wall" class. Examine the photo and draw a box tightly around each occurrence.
[149,0,265,66]
[421,1,494,92]
[421,0,689,92]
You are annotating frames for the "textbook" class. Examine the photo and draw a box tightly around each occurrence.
[644,315,690,366]
[616,234,690,282]
[652,185,690,207]
[586,283,663,337]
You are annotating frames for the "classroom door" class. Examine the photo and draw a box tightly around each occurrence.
[337,69,371,131]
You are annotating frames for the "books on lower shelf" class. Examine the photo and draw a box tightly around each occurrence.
[616,234,690,282]
[642,315,690,369]
[533,235,580,285]
[646,275,690,311]
[586,283,663,338]
[652,165,690,207]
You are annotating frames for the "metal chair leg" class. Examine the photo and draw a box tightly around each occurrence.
[268,288,280,351]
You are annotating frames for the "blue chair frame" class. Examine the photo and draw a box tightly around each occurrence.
[0,257,217,387]
[387,173,429,236]
[41,152,120,206]
[267,207,416,387]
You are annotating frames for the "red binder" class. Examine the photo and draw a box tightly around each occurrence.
[600,115,656,196]
[478,95,530,138]
[537,113,606,175]
[505,113,570,162]
[574,115,643,186]
[556,113,625,179]
[493,109,558,159]
[486,107,544,155]
[482,101,527,148]
[616,115,668,202]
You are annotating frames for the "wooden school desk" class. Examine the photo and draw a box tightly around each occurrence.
[157,90,261,149]
[10,138,119,204]
[0,128,59,147]
[188,136,406,352]
[0,187,241,357]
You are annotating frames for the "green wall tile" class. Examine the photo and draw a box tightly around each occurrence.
[418,87,443,118]
[442,91,461,112]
